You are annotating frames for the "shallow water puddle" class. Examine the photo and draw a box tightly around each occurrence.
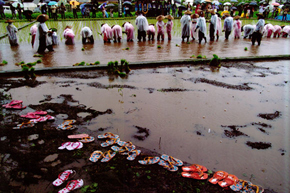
[4,60,290,192]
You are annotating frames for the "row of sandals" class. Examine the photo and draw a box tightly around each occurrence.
[3,100,264,193]
[89,132,264,193]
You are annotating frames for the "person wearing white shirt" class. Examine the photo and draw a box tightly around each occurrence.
[252,13,265,45]
[223,13,233,40]
[81,26,94,44]
[195,10,207,44]
[135,11,149,41]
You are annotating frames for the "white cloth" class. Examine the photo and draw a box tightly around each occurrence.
[111,25,122,40]
[263,23,274,37]
[34,22,50,52]
[180,14,191,36]
[223,16,233,32]
[196,17,207,34]
[135,14,149,31]
[243,24,255,38]
[52,31,58,45]
[6,24,18,44]
[101,23,113,40]
[30,24,38,35]
[210,14,217,35]
[191,18,198,39]
[81,26,93,38]
[282,26,290,35]
[255,19,265,34]
[216,17,222,36]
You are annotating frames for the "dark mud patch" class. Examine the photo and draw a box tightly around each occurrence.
[133,126,149,141]
[251,122,272,128]
[146,88,155,94]
[39,95,53,103]
[222,62,270,70]
[88,82,137,89]
[187,78,253,90]
[45,71,106,79]
[0,79,46,91]
[158,88,191,92]
[258,111,281,120]
[222,125,249,138]
[246,141,272,150]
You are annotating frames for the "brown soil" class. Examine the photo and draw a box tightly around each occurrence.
[246,142,272,150]
[258,111,281,120]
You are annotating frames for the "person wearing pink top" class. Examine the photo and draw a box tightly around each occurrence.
[111,25,122,42]
[263,23,275,38]
[273,25,282,38]
[190,14,198,40]
[156,15,165,41]
[63,26,75,45]
[100,23,113,43]
[122,22,134,42]
[30,24,38,47]
[281,25,290,37]
[233,16,242,39]
[147,24,155,41]
[165,15,174,41]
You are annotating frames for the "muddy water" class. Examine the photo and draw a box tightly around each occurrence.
[6,60,290,192]
[1,19,290,71]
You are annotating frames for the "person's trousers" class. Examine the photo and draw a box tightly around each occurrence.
[251,31,262,45]
[138,30,146,41]
[210,23,215,41]
[225,30,231,39]
[198,31,206,43]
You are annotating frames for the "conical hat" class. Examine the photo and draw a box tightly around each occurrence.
[165,15,174,20]
[36,14,49,22]
[156,15,165,21]
[184,10,192,15]
[5,19,14,23]
[191,14,199,19]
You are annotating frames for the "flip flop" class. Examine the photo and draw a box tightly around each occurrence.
[101,150,116,162]
[117,141,136,152]
[66,142,83,150]
[98,132,119,139]
[100,138,120,147]
[158,159,179,172]
[138,156,160,165]
[111,145,130,154]
[218,174,239,188]
[161,154,183,166]
[21,112,41,119]
[44,115,55,121]
[58,179,84,193]
[208,171,229,184]
[57,125,76,131]
[30,116,49,123]
[181,171,209,180]
[58,142,72,150]
[78,136,95,143]
[68,134,89,139]
[230,179,244,191]
[52,170,76,186]
[89,151,104,162]
[127,150,141,161]
[2,100,23,108]
[57,120,76,130]
[13,121,34,129]
[182,164,207,173]
[5,103,26,109]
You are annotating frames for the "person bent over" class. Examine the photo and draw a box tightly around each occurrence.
[81,26,94,44]
[111,25,122,42]
[122,22,134,42]
[147,24,155,40]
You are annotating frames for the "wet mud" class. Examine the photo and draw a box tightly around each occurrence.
[258,111,281,120]
[1,60,288,192]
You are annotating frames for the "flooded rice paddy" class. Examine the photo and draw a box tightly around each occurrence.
[1,60,289,192]
[0,19,290,72]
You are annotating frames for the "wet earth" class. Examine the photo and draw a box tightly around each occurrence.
[1,59,289,192]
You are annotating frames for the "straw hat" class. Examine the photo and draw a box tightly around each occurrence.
[5,19,14,23]
[210,9,216,14]
[165,15,174,20]
[36,14,49,22]
[256,13,264,18]
[223,12,230,17]
[191,14,199,19]
[65,25,72,29]
[197,10,204,17]
[184,10,192,15]
[156,15,165,21]
[234,15,241,20]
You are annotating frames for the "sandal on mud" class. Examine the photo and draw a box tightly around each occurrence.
[127,150,141,161]
[230,179,245,191]
[5,103,26,109]
[182,164,207,173]
[138,156,160,165]
[52,170,76,186]
[13,121,34,129]
[89,151,104,162]
[161,154,183,166]
[58,179,84,193]
[2,100,23,108]
[218,174,239,188]
[57,120,76,130]
[58,142,72,150]
[111,145,129,153]
[33,110,47,115]
[158,159,179,172]
[68,134,89,139]
[78,136,95,143]
[181,171,209,180]
[98,132,119,139]
[101,150,116,162]
[117,141,136,152]
[66,142,83,151]
[100,138,120,147]
[208,171,229,184]
[21,112,41,119]
[30,115,55,123]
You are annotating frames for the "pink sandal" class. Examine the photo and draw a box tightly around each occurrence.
[52,170,76,186]
[58,179,84,193]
